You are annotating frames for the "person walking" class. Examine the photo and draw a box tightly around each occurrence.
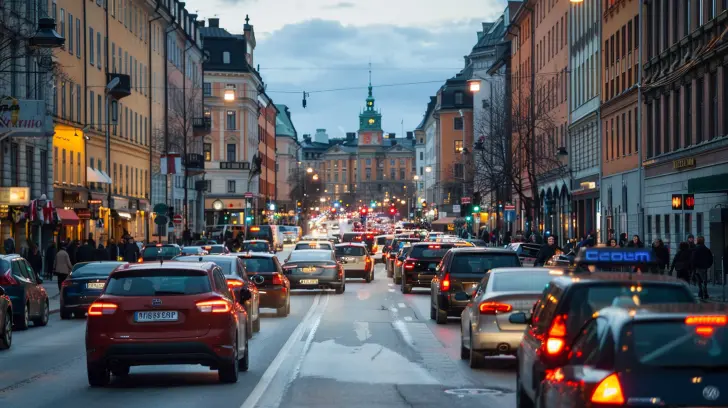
[27,242,43,276]
[534,235,561,267]
[53,245,73,291]
[627,235,645,248]
[691,236,714,300]
[670,242,692,283]
[95,244,109,261]
[652,239,670,275]
[76,240,95,264]
[44,241,56,280]
[122,237,140,263]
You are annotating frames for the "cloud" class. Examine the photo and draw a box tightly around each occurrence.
[325,1,355,8]
[255,18,482,139]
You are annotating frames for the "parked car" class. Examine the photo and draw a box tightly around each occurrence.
[0,286,13,349]
[0,255,49,330]
[60,261,128,319]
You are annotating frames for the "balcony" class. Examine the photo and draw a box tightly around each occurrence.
[220,161,251,170]
[184,153,205,175]
[106,73,131,99]
[193,117,212,136]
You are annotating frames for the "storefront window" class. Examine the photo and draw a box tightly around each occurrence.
[62,149,66,182]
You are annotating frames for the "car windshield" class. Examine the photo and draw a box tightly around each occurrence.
[565,285,695,334]
[174,256,234,274]
[409,245,454,258]
[450,253,521,274]
[240,257,277,273]
[105,269,211,296]
[627,320,728,367]
[71,262,126,278]
[142,246,180,259]
[288,251,332,262]
[206,246,225,254]
[336,246,366,256]
[491,271,555,292]
[242,242,269,252]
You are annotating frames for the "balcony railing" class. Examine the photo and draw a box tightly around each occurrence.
[184,153,204,170]
[192,117,212,136]
[220,161,251,170]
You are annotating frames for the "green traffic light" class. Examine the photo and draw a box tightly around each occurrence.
[473,206,480,212]
[465,216,472,221]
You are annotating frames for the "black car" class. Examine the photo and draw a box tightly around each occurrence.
[141,244,181,262]
[430,248,521,324]
[397,242,456,289]
[241,240,273,254]
[282,250,345,294]
[539,302,728,408]
[386,237,421,277]
[60,261,127,319]
[235,252,290,317]
[0,286,12,349]
[174,255,261,334]
[512,272,697,408]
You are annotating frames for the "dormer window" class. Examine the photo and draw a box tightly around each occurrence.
[454,91,464,105]
[223,51,230,64]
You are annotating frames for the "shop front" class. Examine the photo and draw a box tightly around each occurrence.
[110,196,146,241]
[571,176,600,243]
[204,197,250,228]
[53,188,88,242]
[0,187,31,250]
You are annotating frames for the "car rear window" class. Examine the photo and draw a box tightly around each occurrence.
[564,285,695,334]
[71,262,126,278]
[409,244,454,258]
[492,271,555,292]
[242,242,269,252]
[0,259,9,272]
[105,269,211,296]
[142,246,180,259]
[240,257,276,273]
[336,246,366,256]
[517,245,541,258]
[342,233,363,243]
[174,256,234,275]
[450,253,521,274]
[626,320,728,368]
[181,247,203,255]
[288,251,333,262]
[296,242,331,250]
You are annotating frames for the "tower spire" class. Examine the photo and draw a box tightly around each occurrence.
[368,61,372,97]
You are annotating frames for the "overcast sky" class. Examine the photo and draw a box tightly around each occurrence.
[186,0,508,140]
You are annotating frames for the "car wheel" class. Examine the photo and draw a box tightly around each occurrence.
[111,365,130,377]
[253,316,260,333]
[460,328,469,360]
[34,300,49,327]
[60,309,73,320]
[0,309,12,350]
[516,374,534,408]
[218,336,240,383]
[238,336,249,372]
[394,275,401,285]
[335,284,345,294]
[430,304,436,320]
[364,272,372,283]
[276,304,287,317]
[435,304,448,325]
[87,361,110,387]
[15,302,29,331]
[468,331,484,368]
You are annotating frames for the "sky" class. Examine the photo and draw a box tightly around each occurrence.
[185,0,508,140]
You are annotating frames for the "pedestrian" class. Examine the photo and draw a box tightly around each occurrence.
[44,241,56,280]
[87,233,96,250]
[652,239,670,275]
[27,242,43,276]
[618,233,628,248]
[53,245,73,291]
[691,236,714,300]
[106,239,118,261]
[67,240,79,265]
[670,242,692,282]
[123,237,140,263]
[3,237,15,254]
[534,235,561,267]
[95,244,109,261]
[76,240,95,263]
[608,238,618,247]
[627,235,645,248]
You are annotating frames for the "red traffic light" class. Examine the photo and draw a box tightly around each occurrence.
[331,207,337,212]
[389,207,396,214]
[684,194,695,210]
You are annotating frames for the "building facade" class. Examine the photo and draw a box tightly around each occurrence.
[275,104,299,219]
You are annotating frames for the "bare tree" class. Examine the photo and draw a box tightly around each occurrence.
[473,77,567,231]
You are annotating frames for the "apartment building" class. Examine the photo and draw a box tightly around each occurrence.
[275,104,300,218]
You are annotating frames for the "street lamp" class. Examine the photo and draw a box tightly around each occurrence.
[425,166,432,173]
[312,174,319,181]
[28,18,65,49]
[466,78,481,93]
[306,167,314,174]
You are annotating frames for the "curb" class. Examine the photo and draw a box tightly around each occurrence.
[50,308,60,315]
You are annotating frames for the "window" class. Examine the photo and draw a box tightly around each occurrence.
[454,117,464,130]
[9,144,17,186]
[111,43,116,72]
[61,81,66,118]
[454,92,464,105]
[226,110,236,130]
[685,83,693,146]
[98,94,102,130]
[697,78,704,143]
[89,91,95,125]
[697,212,703,235]
[89,27,95,65]
[69,150,74,184]
[674,88,681,150]
[97,32,102,70]
[226,144,236,162]
[227,180,235,193]
[40,150,48,193]
[454,140,463,153]
[26,147,34,190]
[685,213,692,235]
[68,13,73,54]
[61,148,66,182]
[76,18,81,57]
[60,9,65,41]
[69,81,74,120]
[223,51,230,64]
[203,143,211,161]
[77,152,81,185]
[710,73,718,140]
[76,84,81,122]
[203,82,211,96]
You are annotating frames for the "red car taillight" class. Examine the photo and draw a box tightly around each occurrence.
[227,279,244,289]
[271,273,283,285]
[61,279,75,288]
[439,273,451,292]
[545,314,568,355]
[196,299,231,313]
[478,302,512,314]
[403,259,415,270]
[0,270,17,286]
[88,302,118,316]
[591,373,625,404]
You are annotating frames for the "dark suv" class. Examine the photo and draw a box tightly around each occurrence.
[398,243,457,292]
[430,248,521,324]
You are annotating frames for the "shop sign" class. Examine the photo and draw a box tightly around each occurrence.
[62,190,81,204]
[0,97,48,137]
[129,200,139,211]
[0,187,30,206]
[673,157,696,170]
[75,208,92,219]
[112,197,128,210]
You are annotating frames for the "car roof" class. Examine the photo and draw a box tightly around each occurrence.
[594,303,728,328]
[297,240,332,245]
[243,240,268,243]
[447,247,517,255]
[550,271,687,287]
[234,251,276,258]
[335,242,367,247]
[113,261,217,274]
[175,255,235,262]
[290,249,333,256]
[489,267,563,275]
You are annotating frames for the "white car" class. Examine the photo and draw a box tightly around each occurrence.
[331,224,340,231]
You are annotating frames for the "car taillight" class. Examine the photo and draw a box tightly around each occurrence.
[685,315,727,337]
[272,273,283,285]
[283,264,298,270]
[227,279,244,288]
[404,259,415,270]
[322,264,338,269]
[372,245,378,253]
[439,273,451,292]
[196,299,231,313]
[137,257,143,263]
[365,257,372,264]
[478,302,512,314]
[61,279,76,288]
[591,373,624,404]
[396,260,403,267]
[0,270,17,286]
[88,302,118,316]
[545,314,567,355]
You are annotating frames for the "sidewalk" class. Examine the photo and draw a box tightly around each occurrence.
[41,279,61,314]
[693,283,728,303]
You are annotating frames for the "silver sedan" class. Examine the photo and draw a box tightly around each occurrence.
[334,243,374,282]
[460,267,562,368]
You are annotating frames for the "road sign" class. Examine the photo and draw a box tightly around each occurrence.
[453,204,461,213]
[173,214,183,224]
[154,214,168,225]
[244,192,254,199]
[153,203,168,214]
[504,205,516,211]
[461,197,472,204]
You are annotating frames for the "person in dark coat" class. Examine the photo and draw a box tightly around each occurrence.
[44,241,56,280]
[691,236,714,300]
[3,237,15,254]
[627,235,645,248]
[87,233,96,250]
[534,235,561,266]
[67,240,79,264]
[670,242,692,282]
[95,244,109,261]
[75,240,96,263]
[123,238,140,263]
[106,239,118,261]
[651,239,670,274]
[27,242,43,276]
[618,233,628,248]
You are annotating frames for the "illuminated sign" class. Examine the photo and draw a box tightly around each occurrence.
[684,194,695,210]
[580,248,655,264]
[672,194,683,210]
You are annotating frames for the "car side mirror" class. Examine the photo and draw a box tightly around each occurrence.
[239,288,252,302]
[509,312,530,325]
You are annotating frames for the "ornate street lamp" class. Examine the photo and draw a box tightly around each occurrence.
[28,18,65,49]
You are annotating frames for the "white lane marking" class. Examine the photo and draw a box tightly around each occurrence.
[398,302,406,308]
[404,316,413,321]
[388,283,393,287]
[390,307,398,313]
[354,321,371,342]
[238,294,322,408]
[289,296,326,381]
[388,288,395,292]
[392,320,415,347]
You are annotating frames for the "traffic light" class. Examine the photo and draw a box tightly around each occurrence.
[389,206,396,215]
[421,201,427,208]
[684,194,695,210]
[473,205,480,212]
[297,201,302,207]
[671,194,683,210]
[331,207,337,213]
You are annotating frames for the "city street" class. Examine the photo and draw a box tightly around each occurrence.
[0,220,516,408]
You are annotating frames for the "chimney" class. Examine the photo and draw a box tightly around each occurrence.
[346,132,356,141]
[197,20,206,27]
[208,18,219,28]
[303,134,311,143]
[389,133,396,139]
[406,131,414,139]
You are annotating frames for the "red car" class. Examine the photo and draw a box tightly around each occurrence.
[85,261,251,386]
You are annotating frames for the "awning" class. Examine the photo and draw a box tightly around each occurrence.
[116,211,132,219]
[98,170,112,184]
[688,173,728,194]
[56,208,80,225]
[86,167,112,184]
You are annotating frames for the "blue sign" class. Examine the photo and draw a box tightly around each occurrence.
[576,248,656,265]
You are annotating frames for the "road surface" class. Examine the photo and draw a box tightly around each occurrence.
[0,219,517,408]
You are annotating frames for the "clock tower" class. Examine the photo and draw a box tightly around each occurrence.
[358,66,383,146]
